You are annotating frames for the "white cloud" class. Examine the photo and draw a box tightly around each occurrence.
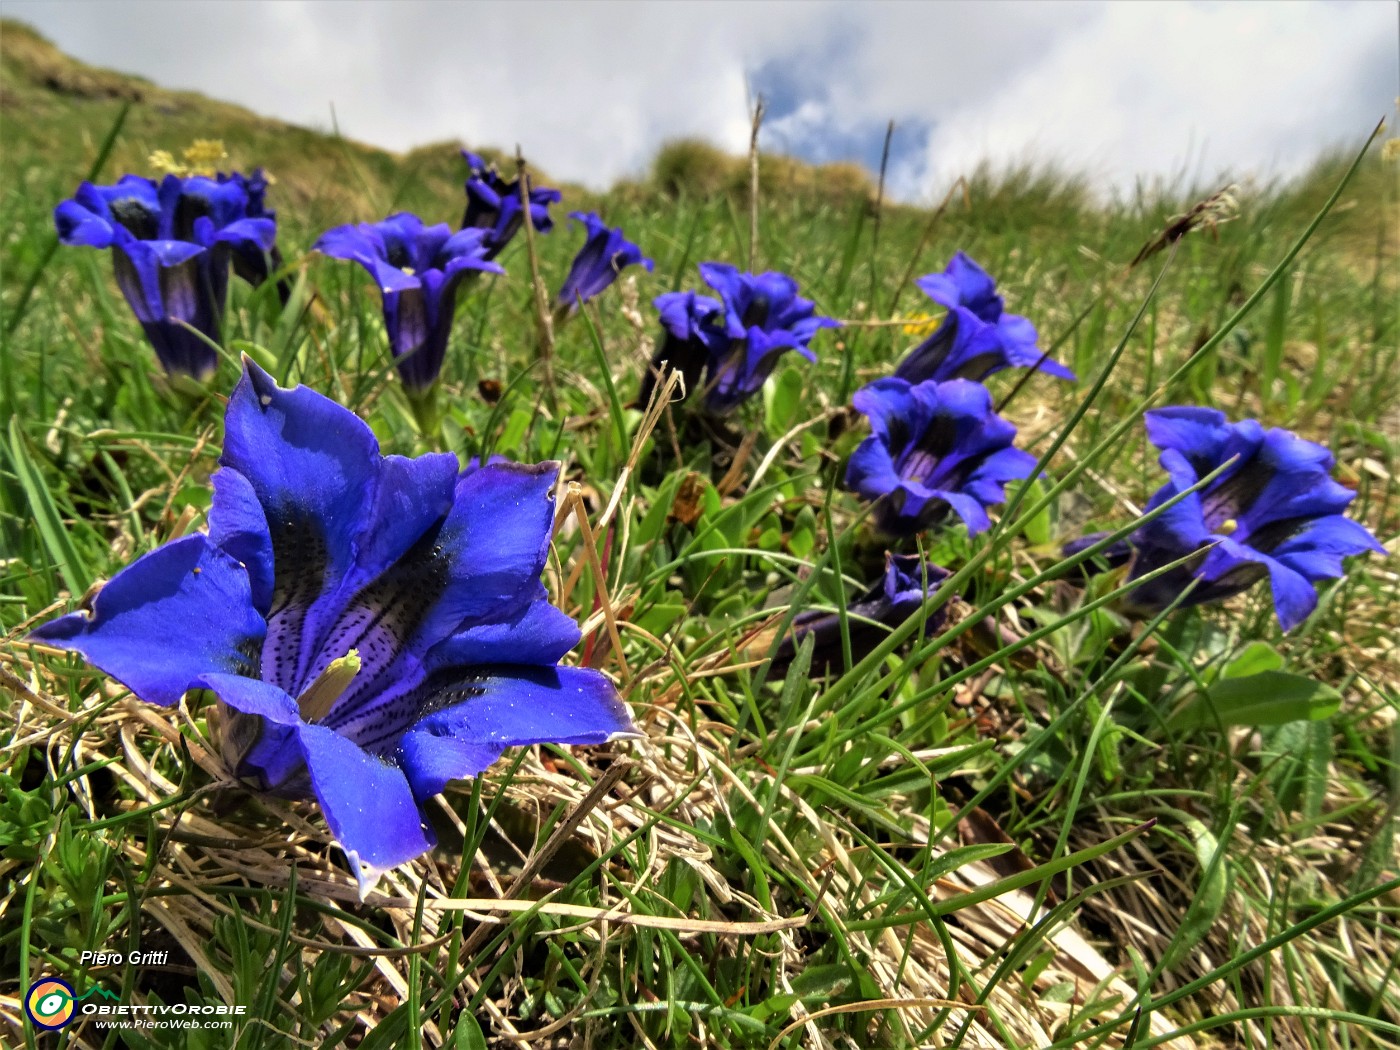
[4,0,797,183]
[891,1,1394,200]
[4,0,1394,201]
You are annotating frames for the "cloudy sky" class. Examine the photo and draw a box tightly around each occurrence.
[6,0,1396,201]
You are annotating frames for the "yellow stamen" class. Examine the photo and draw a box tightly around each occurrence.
[1218,518,1239,536]
[297,649,361,723]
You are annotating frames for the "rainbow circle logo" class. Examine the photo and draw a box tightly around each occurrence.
[25,977,76,1030]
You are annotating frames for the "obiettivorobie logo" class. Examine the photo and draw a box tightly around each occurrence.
[24,969,246,1032]
[24,978,120,1030]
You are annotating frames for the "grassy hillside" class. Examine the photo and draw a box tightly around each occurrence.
[2,18,1398,1050]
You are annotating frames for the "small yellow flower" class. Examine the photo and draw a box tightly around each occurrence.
[900,312,941,336]
[148,149,183,176]
[181,139,229,175]
[148,140,233,178]
[1382,138,1400,164]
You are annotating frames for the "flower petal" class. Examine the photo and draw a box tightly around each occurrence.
[852,378,928,453]
[557,212,650,309]
[208,467,276,614]
[297,723,435,897]
[1268,515,1386,581]
[936,313,1005,381]
[969,444,1038,484]
[314,223,419,295]
[845,437,903,503]
[210,217,277,253]
[201,669,434,894]
[395,666,634,800]
[1143,407,1231,477]
[309,460,560,727]
[916,252,1000,317]
[29,535,264,707]
[424,460,561,631]
[893,321,958,384]
[200,672,305,789]
[221,359,385,693]
[292,451,459,688]
[998,314,1074,379]
[427,595,582,668]
[1230,427,1354,533]
[928,488,992,534]
[54,199,117,248]
[1135,452,1213,553]
[439,228,507,275]
[1201,537,1318,631]
[356,453,462,582]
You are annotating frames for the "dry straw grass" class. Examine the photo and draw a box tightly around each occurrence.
[0,653,1207,1049]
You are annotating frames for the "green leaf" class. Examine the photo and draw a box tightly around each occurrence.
[1220,641,1284,680]
[1171,671,1342,729]
[789,962,854,1002]
[7,417,91,597]
[635,475,681,545]
[763,364,805,438]
[747,993,799,1023]
[453,1014,488,1050]
[786,773,887,816]
[634,602,686,637]
[497,407,532,455]
[788,505,817,559]
[1018,478,1053,546]
[1261,272,1292,408]
[1161,816,1230,970]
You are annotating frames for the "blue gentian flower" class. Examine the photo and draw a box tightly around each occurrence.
[54,173,277,380]
[894,252,1074,385]
[314,213,504,392]
[774,552,950,672]
[1122,407,1384,631]
[460,151,561,260]
[216,168,283,289]
[698,263,840,413]
[846,377,1037,538]
[30,360,636,896]
[635,289,727,409]
[227,168,273,218]
[639,264,838,415]
[554,212,652,315]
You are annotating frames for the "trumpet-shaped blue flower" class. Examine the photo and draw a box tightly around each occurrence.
[54,173,277,380]
[555,212,652,315]
[460,151,561,260]
[775,552,950,672]
[1123,407,1384,631]
[638,263,838,415]
[31,360,636,895]
[315,213,504,392]
[635,289,727,409]
[895,252,1073,385]
[846,377,1036,538]
[216,168,282,288]
[228,168,273,217]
